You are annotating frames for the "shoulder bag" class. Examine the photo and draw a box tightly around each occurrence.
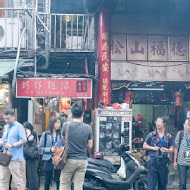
[52,122,70,170]
[24,140,39,160]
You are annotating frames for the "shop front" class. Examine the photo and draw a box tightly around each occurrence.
[110,34,190,161]
[16,77,93,136]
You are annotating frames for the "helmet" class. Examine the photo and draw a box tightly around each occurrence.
[93,152,104,159]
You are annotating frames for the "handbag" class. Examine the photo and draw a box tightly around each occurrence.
[24,141,39,160]
[0,149,12,167]
[52,122,70,170]
[0,125,13,167]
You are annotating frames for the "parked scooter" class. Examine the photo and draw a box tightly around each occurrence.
[82,131,147,190]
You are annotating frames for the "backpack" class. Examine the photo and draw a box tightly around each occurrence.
[146,131,171,155]
[178,130,184,152]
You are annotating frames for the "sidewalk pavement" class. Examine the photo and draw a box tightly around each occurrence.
[39,176,190,190]
[167,166,190,189]
[40,177,56,190]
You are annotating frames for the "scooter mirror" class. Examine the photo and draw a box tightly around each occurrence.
[124,144,130,151]
[120,143,130,152]
[126,146,130,151]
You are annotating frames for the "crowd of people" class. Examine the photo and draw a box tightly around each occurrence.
[0,102,93,190]
[143,117,190,190]
[0,102,190,190]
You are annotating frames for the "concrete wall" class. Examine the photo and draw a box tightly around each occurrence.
[111,14,190,35]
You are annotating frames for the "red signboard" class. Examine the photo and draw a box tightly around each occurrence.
[16,78,92,98]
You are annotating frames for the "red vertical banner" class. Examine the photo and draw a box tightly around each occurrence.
[0,0,5,18]
[98,8,111,106]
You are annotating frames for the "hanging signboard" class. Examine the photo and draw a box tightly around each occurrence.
[111,35,189,61]
[111,35,126,60]
[127,35,147,60]
[169,36,188,61]
[148,36,168,61]
[16,78,92,98]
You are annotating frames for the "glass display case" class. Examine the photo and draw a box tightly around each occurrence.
[95,109,132,164]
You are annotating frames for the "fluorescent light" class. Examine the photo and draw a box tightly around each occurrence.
[128,88,164,91]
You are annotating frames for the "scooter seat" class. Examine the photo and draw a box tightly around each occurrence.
[88,158,115,171]
[102,178,132,190]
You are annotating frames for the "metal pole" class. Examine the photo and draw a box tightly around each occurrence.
[36,13,50,33]
[0,8,34,10]
[34,0,37,76]
[44,0,50,69]
[12,28,26,89]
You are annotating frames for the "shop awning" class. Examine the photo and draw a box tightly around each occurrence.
[0,59,25,79]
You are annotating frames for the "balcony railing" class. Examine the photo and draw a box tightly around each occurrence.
[0,8,95,53]
[0,8,34,50]
[50,14,95,52]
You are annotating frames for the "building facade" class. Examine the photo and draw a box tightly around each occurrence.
[97,0,190,145]
[0,0,97,133]
[1,0,190,139]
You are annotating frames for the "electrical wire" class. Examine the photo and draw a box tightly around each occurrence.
[83,0,105,14]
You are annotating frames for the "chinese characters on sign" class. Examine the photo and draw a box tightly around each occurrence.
[16,78,92,98]
[111,35,189,61]
[76,80,87,92]
[99,31,111,105]
[169,36,188,61]
[148,36,168,61]
[111,36,126,60]
[127,35,147,60]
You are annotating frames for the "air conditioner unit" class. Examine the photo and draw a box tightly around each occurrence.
[13,0,27,9]
[66,36,83,50]
[0,18,26,48]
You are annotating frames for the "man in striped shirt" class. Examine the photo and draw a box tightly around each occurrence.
[174,119,190,190]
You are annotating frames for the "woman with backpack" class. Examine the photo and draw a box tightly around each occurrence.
[23,122,39,190]
[174,119,190,190]
[39,117,64,190]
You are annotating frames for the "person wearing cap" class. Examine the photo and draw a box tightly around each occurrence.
[143,117,174,190]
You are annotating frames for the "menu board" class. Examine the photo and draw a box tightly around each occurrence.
[99,116,122,156]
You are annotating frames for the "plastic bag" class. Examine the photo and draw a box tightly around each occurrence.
[117,158,126,179]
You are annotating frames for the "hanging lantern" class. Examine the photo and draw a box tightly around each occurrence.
[173,92,184,129]
[125,91,133,108]
[137,114,142,120]
[175,92,183,106]
[174,91,184,112]
[59,98,71,114]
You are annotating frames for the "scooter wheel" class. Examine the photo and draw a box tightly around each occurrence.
[133,178,147,190]
[71,178,108,190]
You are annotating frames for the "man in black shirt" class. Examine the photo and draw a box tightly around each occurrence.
[60,102,93,190]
